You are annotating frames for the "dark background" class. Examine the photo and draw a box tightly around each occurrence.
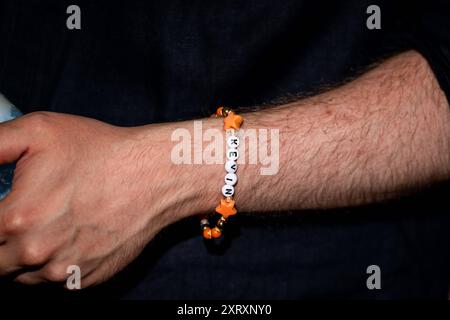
[0,0,449,299]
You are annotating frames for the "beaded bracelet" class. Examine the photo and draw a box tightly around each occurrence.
[201,107,244,239]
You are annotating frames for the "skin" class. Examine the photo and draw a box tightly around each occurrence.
[0,50,449,288]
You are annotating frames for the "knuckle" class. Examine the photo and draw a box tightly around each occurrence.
[18,242,49,266]
[24,112,54,133]
[43,264,69,282]
[2,211,28,234]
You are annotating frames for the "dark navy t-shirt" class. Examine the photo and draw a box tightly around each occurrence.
[0,0,450,298]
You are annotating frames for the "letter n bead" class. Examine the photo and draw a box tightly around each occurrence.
[222,185,234,197]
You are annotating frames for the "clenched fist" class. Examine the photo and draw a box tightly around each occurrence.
[0,112,217,287]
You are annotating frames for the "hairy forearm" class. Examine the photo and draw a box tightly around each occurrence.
[238,50,450,211]
[137,50,450,219]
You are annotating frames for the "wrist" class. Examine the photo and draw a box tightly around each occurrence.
[130,118,224,225]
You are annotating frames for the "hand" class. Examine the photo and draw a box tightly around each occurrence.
[0,112,206,287]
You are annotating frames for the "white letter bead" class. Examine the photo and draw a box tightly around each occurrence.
[222,184,235,197]
[225,160,237,173]
[227,135,240,148]
[224,173,238,186]
[226,148,239,161]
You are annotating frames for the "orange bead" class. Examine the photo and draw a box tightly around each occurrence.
[215,198,237,218]
[203,227,213,239]
[211,227,222,239]
[216,106,234,117]
[224,113,244,130]
[217,216,227,228]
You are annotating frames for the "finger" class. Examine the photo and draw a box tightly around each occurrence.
[80,259,117,289]
[0,191,25,245]
[0,152,60,236]
[0,198,69,273]
[25,245,129,288]
[0,184,37,242]
[0,118,33,241]
[15,257,78,286]
[5,199,78,281]
[0,230,57,276]
[14,271,47,285]
[0,156,72,280]
[0,186,65,275]
[0,243,22,275]
[0,118,30,164]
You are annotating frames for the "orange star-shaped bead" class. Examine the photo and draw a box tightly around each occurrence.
[224,112,244,130]
[215,198,238,218]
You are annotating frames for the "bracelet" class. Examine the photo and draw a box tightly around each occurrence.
[201,107,244,239]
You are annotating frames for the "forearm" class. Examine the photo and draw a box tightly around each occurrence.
[238,50,450,211]
[136,50,450,219]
